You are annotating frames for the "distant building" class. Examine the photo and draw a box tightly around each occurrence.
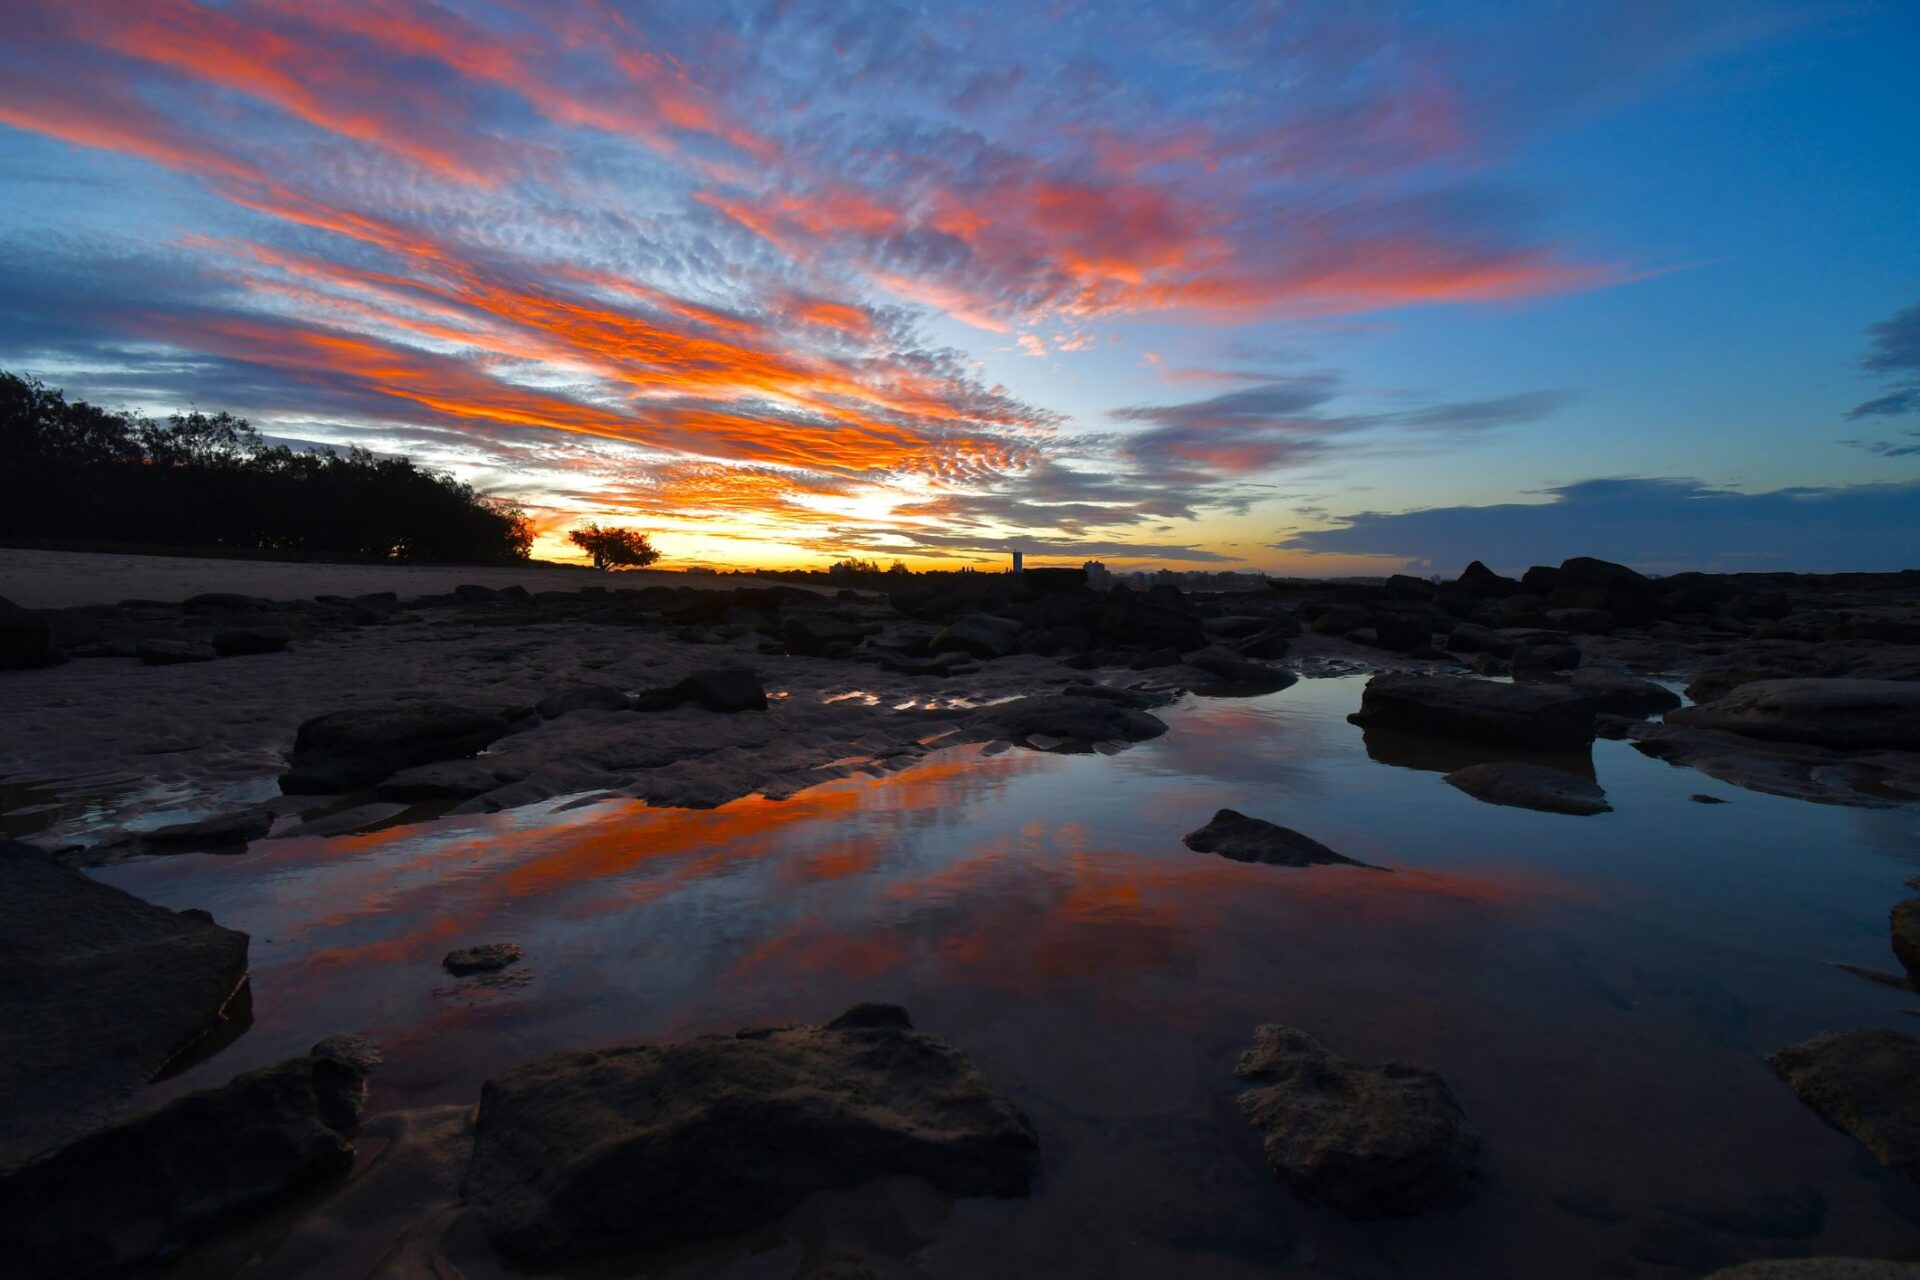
[1083,559,1110,588]
[1010,550,1024,575]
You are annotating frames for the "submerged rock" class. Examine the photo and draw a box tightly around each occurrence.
[280,701,511,793]
[1443,762,1611,816]
[1348,674,1600,749]
[461,1004,1039,1261]
[443,942,524,975]
[1768,1029,1920,1180]
[1234,1024,1481,1218]
[0,840,249,1163]
[1667,678,1920,752]
[0,1047,370,1279]
[142,807,275,850]
[966,693,1167,749]
[1183,809,1364,868]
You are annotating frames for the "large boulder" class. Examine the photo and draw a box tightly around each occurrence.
[965,693,1167,749]
[1768,1029,1920,1180]
[281,701,511,793]
[1183,809,1365,868]
[142,808,275,851]
[0,1045,370,1279]
[677,667,767,712]
[0,841,250,1163]
[1665,679,1920,752]
[1568,667,1682,716]
[782,612,868,657]
[1349,674,1601,749]
[1443,762,1611,816]
[460,1004,1039,1262]
[0,595,60,669]
[1550,556,1659,623]
[931,613,1024,660]
[1235,1025,1481,1218]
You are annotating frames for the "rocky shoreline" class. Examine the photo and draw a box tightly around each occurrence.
[3,553,1919,1276]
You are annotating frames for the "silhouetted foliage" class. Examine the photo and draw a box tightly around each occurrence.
[568,523,660,570]
[0,371,533,563]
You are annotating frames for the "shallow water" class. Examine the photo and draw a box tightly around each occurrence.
[95,676,1920,1277]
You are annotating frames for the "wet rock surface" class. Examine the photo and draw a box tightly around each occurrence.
[141,807,276,850]
[1705,1263,1920,1279]
[1443,761,1612,815]
[1666,678,1920,751]
[1769,1030,1920,1180]
[281,700,511,793]
[1183,808,1365,867]
[443,941,525,975]
[460,1003,1039,1261]
[966,691,1168,749]
[0,839,250,1163]
[1349,673,1601,749]
[1234,1024,1481,1219]
[0,1044,370,1280]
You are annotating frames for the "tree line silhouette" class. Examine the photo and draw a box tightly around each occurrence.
[0,371,534,564]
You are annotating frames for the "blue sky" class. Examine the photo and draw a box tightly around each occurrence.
[0,0,1915,572]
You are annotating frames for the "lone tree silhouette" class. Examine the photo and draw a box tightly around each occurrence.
[569,523,660,570]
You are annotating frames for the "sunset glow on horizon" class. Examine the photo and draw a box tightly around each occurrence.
[2,1,1916,574]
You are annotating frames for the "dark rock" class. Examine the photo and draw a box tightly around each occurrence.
[0,1048,369,1279]
[182,592,262,612]
[460,1006,1039,1261]
[1552,1189,1632,1223]
[1892,900,1920,986]
[1205,614,1277,640]
[1544,607,1617,635]
[1444,762,1611,816]
[1386,574,1438,600]
[453,583,501,603]
[1184,647,1298,692]
[0,841,250,1164]
[1569,667,1683,716]
[1370,611,1434,653]
[783,612,868,657]
[211,625,291,657]
[1235,1024,1480,1218]
[1511,642,1582,673]
[1520,565,1560,594]
[1691,793,1730,804]
[1447,622,1518,657]
[966,694,1167,749]
[677,667,767,712]
[280,701,511,794]
[0,596,60,669]
[1551,556,1659,623]
[444,942,524,975]
[1131,647,1182,670]
[137,638,218,666]
[1457,560,1521,596]
[931,613,1024,659]
[143,808,275,850]
[1310,604,1370,636]
[1183,809,1364,868]
[1666,679,1920,751]
[1705,1261,1920,1278]
[1769,1029,1920,1180]
[1349,674,1601,749]
[536,684,631,718]
[375,759,505,800]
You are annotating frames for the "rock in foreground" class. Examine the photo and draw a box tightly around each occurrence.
[1769,1029,1920,1180]
[444,942,524,975]
[281,701,511,793]
[1443,762,1611,816]
[1667,679,1920,752]
[0,840,250,1163]
[1705,1263,1920,1279]
[1235,1024,1482,1218]
[0,1046,370,1280]
[1349,674,1600,749]
[966,692,1167,749]
[461,1003,1039,1261]
[1183,809,1365,868]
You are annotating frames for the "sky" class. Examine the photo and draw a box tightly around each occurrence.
[0,0,1916,575]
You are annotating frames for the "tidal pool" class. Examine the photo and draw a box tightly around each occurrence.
[96,676,1920,1278]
